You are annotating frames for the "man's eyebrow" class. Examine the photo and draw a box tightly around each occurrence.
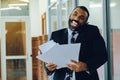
[74,9,81,14]
[73,11,78,14]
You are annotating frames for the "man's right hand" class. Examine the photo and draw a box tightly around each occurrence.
[45,63,57,71]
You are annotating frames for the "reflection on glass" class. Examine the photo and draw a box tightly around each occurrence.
[1,0,29,16]
[6,22,26,56]
[110,0,120,80]
[67,0,74,16]
[0,28,1,80]
[62,3,67,28]
[50,0,57,4]
[50,4,57,31]
[6,59,26,80]
[112,30,120,80]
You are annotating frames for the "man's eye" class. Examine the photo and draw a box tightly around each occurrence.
[78,16,86,20]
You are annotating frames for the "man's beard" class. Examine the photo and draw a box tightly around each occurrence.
[68,19,83,31]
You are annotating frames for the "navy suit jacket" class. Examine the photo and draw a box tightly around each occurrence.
[44,24,108,80]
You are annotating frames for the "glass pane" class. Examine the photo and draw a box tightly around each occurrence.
[50,0,57,4]
[78,0,105,80]
[6,22,26,56]
[6,59,26,80]
[67,0,74,16]
[0,24,1,80]
[61,3,67,28]
[50,4,57,31]
[1,0,29,16]
[110,0,120,80]
[61,0,75,28]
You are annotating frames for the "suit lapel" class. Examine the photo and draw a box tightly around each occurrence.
[62,29,68,44]
[75,25,87,43]
[76,34,81,43]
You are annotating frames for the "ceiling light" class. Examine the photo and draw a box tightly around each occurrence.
[0,7,21,11]
[51,0,57,3]
[20,0,29,3]
[110,2,117,7]
[8,3,28,7]
[90,2,117,8]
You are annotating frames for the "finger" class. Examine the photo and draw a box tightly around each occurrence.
[47,64,57,68]
[67,64,72,70]
[67,64,76,71]
[67,64,72,68]
[47,64,57,71]
[46,63,57,68]
[48,64,57,68]
[46,62,56,66]
[48,65,57,69]
[48,67,57,71]
[49,68,56,71]
[71,59,78,64]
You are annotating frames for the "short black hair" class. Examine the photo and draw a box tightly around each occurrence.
[74,6,89,22]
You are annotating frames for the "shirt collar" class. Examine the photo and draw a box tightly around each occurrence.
[68,28,73,36]
[68,28,79,35]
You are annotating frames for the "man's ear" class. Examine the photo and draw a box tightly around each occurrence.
[84,16,89,24]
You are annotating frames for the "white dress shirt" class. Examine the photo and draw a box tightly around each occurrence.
[68,28,78,44]
[67,28,79,80]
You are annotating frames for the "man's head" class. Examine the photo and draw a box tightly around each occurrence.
[69,6,89,31]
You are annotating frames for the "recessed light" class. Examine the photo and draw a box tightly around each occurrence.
[20,0,29,3]
[8,3,28,7]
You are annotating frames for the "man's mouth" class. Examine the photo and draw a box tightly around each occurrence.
[70,20,79,27]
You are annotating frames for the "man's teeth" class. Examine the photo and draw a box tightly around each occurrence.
[72,21,78,26]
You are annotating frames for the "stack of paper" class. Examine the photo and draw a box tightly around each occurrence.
[37,40,81,69]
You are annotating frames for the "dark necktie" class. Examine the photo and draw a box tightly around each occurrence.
[65,31,77,80]
[71,31,77,43]
[65,69,73,80]
[65,31,78,80]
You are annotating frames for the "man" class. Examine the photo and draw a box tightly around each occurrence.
[44,6,108,80]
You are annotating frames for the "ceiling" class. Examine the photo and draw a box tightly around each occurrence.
[1,0,29,8]
[1,0,119,9]
[0,0,29,16]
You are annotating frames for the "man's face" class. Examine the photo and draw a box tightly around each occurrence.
[69,8,88,30]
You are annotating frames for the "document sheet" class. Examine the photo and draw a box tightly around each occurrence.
[37,40,81,69]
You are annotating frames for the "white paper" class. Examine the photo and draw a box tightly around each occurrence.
[39,40,57,53]
[37,41,81,69]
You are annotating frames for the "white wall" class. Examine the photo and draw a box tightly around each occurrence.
[30,0,47,37]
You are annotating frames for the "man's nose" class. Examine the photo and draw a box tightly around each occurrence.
[74,16,79,21]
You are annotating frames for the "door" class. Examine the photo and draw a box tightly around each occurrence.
[110,0,120,80]
[0,17,32,80]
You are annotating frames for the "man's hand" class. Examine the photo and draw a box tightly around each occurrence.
[67,59,88,72]
[45,63,57,71]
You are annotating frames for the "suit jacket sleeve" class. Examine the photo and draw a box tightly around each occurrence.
[85,26,108,72]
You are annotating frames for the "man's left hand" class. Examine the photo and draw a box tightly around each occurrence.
[67,59,88,72]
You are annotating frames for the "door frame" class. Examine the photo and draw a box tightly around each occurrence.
[0,16,32,80]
